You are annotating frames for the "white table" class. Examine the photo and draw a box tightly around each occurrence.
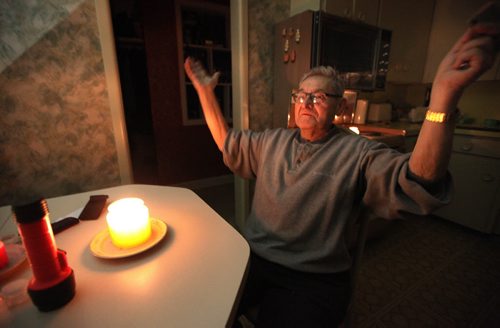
[0,184,249,327]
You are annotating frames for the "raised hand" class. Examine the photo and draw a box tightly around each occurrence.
[182,56,228,150]
[184,57,220,91]
[432,23,500,106]
[409,22,499,183]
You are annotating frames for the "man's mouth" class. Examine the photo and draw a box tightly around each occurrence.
[300,110,315,117]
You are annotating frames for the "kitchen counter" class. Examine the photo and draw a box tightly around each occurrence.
[340,121,500,234]
[342,122,421,137]
[455,125,500,139]
[339,123,413,151]
[345,122,500,140]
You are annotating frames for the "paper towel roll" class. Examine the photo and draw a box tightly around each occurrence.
[354,99,369,124]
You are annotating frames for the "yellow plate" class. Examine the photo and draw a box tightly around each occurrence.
[90,218,167,259]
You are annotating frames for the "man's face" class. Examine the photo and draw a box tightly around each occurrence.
[294,75,342,134]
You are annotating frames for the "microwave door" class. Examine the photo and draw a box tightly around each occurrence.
[317,16,380,90]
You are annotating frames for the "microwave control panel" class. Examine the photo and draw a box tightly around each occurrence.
[375,29,392,89]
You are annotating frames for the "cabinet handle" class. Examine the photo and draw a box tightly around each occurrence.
[460,144,473,151]
[343,8,351,17]
[482,174,494,182]
[358,12,366,21]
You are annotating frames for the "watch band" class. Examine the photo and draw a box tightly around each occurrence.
[425,108,460,123]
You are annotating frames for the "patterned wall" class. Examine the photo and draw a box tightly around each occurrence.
[248,0,289,131]
[0,0,121,206]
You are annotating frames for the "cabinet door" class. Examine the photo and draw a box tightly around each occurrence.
[434,153,500,233]
[379,0,434,83]
[354,0,380,25]
[323,0,379,25]
[423,0,500,82]
[323,0,355,19]
[290,0,322,16]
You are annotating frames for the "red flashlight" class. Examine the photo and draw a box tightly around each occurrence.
[12,199,76,312]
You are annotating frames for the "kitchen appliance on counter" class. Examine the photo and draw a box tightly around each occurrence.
[354,99,369,124]
[408,106,427,123]
[273,10,392,128]
[367,103,392,122]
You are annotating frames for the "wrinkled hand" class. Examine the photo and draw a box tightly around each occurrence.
[184,57,220,91]
[432,23,500,105]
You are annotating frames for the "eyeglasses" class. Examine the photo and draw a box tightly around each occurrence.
[291,92,342,105]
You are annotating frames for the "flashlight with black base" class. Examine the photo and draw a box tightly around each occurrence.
[12,199,76,312]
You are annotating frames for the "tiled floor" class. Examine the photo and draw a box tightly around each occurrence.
[351,216,500,327]
[194,182,500,327]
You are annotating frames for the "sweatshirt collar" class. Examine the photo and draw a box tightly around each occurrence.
[297,125,338,144]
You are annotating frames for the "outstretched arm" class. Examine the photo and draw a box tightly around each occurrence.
[184,57,229,151]
[409,23,500,183]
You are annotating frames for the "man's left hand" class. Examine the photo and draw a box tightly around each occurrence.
[432,23,500,106]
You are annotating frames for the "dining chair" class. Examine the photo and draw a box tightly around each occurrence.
[341,206,373,328]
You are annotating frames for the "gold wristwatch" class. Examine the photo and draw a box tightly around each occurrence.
[425,108,460,123]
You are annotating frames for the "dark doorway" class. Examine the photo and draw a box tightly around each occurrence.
[109,0,231,186]
[109,0,159,184]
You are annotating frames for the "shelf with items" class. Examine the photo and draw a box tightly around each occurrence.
[184,83,232,122]
[176,0,231,125]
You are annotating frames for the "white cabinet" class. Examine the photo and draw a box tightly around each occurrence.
[323,0,380,25]
[378,0,435,83]
[434,134,500,233]
[291,0,379,25]
[290,0,322,16]
[423,0,500,82]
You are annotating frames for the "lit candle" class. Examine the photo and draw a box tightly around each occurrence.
[106,198,152,249]
[0,241,9,269]
[348,126,360,135]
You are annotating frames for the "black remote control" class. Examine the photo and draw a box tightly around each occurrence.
[79,195,109,220]
[51,217,80,234]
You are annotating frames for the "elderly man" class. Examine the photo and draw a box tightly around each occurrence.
[184,21,499,327]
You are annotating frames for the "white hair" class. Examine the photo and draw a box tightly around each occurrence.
[299,66,345,95]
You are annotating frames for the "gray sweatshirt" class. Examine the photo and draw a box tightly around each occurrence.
[223,126,451,273]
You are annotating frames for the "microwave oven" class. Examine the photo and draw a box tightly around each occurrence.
[312,11,391,90]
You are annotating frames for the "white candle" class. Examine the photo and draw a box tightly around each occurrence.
[106,198,152,249]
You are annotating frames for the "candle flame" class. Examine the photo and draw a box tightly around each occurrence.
[349,126,360,134]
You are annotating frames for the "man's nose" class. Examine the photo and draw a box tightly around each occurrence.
[303,94,314,105]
